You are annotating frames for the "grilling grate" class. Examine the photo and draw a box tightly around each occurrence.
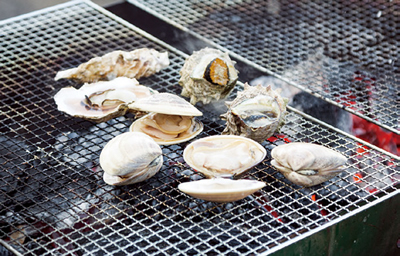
[0,1,399,255]
[128,0,400,134]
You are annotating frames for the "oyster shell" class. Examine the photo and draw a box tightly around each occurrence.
[178,47,238,105]
[129,93,203,145]
[183,135,266,179]
[54,77,157,123]
[271,142,347,187]
[100,132,163,186]
[221,83,288,142]
[55,48,169,82]
[178,178,266,203]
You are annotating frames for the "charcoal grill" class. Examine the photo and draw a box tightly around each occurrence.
[0,1,399,255]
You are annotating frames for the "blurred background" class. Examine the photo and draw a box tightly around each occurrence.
[0,0,117,20]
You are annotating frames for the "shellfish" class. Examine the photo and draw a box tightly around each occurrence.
[178,135,267,203]
[55,48,169,82]
[53,77,157,123]
[178,178,266,203]
[221,83,288,142]
[178,47,238,105]
[129,93,203,145]
[100,132,163,186]
[271,142,347,187]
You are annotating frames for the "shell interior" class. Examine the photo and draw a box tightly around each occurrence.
[178,178,266,203]
[183,135,266,178]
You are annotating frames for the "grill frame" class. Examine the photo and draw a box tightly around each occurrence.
[0,1,399,255]
[128,0,400,135]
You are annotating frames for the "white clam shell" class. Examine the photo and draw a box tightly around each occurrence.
[100,132,163,186]
[183,135,266,179]
[271,142,347,187]
[54,77,157,122]
[178,178,266,203]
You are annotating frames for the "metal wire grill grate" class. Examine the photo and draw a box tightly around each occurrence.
[0,1,398,255]
[128,0,400,134]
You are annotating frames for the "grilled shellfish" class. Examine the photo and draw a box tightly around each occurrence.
[129,93,203,145]
[178,178,266,203]
[53,77,157,123]
[221,83,288,142]
[271,142,347,187]
[179,135,266,202]
[178,48,238,105]
[100,132,163,186]
[55,48,169,82]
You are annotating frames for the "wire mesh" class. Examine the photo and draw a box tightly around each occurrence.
[0,1,398,255]
[128,0,400,134]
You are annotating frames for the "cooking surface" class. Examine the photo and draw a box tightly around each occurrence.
[129,0,400,134]
[0,1,399,255]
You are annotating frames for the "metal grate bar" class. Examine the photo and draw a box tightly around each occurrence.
[0,1,398,255]
[128,0,400,134]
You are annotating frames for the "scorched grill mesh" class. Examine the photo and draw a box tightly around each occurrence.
[0,1,398,255]
[129,0,400,134]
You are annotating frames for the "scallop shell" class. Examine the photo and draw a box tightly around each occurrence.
[221,83,288,142]
[53,77,157,123]
[100,132,163,186]
[178,47,238,105]
[271,142,347,187]
[129,93,204,145]
[178,178,266,203]
[55,48,169,82]
[183,135,266,179]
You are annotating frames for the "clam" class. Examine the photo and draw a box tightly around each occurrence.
[271,142,347,187]
[178,178,266,203]
[55,48,169,82]
[100,132,163,186]
[178,47,238,105]
[129,93,203,145]
[179,135,267,203]
[221,83,288,142]
[54,77,157,123]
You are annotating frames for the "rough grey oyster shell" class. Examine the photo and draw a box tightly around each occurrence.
[271,142,347,187]
[178,47,238,105]
[55,48,169,82]
[221,83,288,142]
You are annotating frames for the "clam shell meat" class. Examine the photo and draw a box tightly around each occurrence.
[129,93,203,145]
[55,48,169,82]
[54,77,157,123]
[178,47,238,105]
[178,178,266,203]
[183,135,266,179]
[271,142,347,187]
[100,132,163,186]
[221,83,288,142]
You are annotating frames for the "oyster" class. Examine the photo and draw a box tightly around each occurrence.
[178,47,238,105]
[183,135,266,178]
[178,178,266,203]
[221,83,288,142]
[129,93,203,145]
[54,77,157,123]
[271,142,347,187]
[55,48,169,82]
[100,132,163,186]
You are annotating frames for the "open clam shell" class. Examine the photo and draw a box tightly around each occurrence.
[183,135,266,179]
[100,132,163,186]
[271,142,347,187]
[54,77,157,123]
[129,93,204,145]
[178,178,266,203]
